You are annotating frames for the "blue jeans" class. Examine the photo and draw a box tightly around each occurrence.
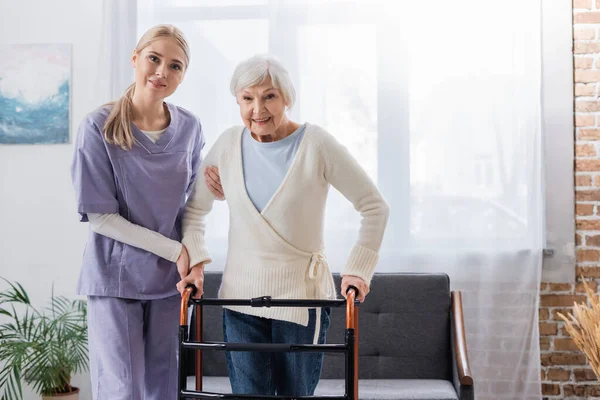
[223,308,331,396]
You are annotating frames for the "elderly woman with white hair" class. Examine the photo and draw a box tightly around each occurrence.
[177,54,389,396]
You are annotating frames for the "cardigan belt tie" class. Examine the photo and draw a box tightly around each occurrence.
[308,251,336,299]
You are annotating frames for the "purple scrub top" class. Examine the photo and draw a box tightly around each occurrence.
[71,102,204,299]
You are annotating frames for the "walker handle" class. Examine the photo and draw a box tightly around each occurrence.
[186,284,197,297]
[346,285,359,297]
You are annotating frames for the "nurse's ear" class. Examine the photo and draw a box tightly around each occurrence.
[131,49,138,68]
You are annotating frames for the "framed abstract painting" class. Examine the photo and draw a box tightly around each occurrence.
[0,44,71,144]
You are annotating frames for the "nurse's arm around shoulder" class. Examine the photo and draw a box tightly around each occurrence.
[318,130,390,302]
[205,165,224,200]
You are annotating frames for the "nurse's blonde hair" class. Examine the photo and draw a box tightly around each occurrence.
[103,24,190,150]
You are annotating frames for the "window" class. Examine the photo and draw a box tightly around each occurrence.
[137,0,572,281]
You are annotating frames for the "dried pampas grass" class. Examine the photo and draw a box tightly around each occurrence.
[557,278,600,380]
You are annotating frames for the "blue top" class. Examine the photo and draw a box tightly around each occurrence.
[70,103,204,299]
[241,124,306,212]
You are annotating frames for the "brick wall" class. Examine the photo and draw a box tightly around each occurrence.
[540,1,600,398]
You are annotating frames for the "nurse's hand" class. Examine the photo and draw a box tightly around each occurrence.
[205,166,225,201]
[341,275,369,303]
[176,263,205,299]
[176,245,190,279]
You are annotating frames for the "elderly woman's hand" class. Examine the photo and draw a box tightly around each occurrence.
[204,166,225,200]
[341,275,369,303]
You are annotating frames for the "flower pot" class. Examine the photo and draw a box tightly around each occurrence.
[41,387,79,400]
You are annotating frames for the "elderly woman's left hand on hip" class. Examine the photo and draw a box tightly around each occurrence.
[341,275,369,302]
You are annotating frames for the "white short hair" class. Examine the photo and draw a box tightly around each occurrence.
[230,54,296,109]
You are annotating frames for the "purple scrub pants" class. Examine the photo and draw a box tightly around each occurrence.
[87,295,180,400]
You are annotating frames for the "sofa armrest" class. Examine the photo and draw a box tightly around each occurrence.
[451,291,474,399]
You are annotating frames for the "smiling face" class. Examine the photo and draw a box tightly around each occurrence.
[131,38,187,102]
[237,77,289,138]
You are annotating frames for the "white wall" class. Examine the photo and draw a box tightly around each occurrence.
[0,1,105,398]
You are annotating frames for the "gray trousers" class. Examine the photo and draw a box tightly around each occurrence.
[87,295,180,400]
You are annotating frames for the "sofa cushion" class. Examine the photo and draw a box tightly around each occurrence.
[188,377,458,400]
[316,379,459,400]
[322,274,452,380]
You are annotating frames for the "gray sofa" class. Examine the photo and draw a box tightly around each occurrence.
[184,272,474,400]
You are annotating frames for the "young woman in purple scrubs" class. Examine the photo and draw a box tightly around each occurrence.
[71,24,221,400]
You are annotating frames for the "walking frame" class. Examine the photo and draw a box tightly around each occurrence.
[178,285,361,400]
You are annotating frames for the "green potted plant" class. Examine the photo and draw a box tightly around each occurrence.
[0,279,88,399]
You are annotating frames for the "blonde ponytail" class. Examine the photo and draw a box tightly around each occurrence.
[103,83,136,150]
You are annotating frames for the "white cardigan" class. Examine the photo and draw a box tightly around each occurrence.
[182,124,389,326]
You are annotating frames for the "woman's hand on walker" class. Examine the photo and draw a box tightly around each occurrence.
[176,263,205,298]
[205,165,225,200]
[341,275,369,303]
[176,245,190,279]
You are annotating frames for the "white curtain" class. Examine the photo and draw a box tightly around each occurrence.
[136,1,544,398]
[96,0,137,103]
